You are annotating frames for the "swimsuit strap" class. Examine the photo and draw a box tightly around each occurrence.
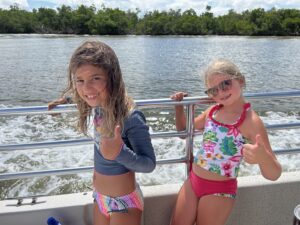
[208,103,251,128]
[235,102,251,127]
[208,104,222,119]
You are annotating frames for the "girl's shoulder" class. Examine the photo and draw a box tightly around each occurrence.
[244,108,262,124]
[128,109,146,120]
[194,105,215,130]
[122,109,149,136]
[202,105,216,117]
[202,104,222,121]
[124,109,147,126]
[240,108,265,139]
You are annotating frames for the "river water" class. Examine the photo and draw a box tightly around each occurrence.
[0,34,299,199]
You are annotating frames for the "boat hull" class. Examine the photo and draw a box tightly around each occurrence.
[0,171,299,225]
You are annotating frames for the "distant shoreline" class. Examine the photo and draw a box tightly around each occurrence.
[1,5,299,36]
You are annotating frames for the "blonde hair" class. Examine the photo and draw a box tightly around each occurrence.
[203,59,246,87]
[63,40,135,136]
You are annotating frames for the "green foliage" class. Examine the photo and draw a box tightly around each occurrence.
[73,5,96,34]
[282,17,300,35]
[177,9,201,35]
[34,7,59,33]
[89,7,130,35]
[0,5,35,33]
[56,5,75,34]
[0,5,299,35]
[137,9,180,35]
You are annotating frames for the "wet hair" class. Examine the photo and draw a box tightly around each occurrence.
[63,40,135,136]
[203,59,246,88]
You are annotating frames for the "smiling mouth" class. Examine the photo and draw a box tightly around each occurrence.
[220,94,231,101]
[85,94,98,100]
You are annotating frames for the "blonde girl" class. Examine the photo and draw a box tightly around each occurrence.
[170,59,281,225]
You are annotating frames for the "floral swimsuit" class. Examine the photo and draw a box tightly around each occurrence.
[194,103,251,178]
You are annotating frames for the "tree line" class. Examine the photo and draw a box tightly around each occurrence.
[0,4,299,35]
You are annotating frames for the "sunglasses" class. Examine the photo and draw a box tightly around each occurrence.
[204,79,234,97]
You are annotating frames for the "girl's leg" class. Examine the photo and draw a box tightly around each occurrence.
[196,195,235,225]
[93,202,109,225]
[110,208,142,225]
[170,179,198,225]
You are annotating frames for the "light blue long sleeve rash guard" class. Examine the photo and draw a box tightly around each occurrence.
[94,109,156,175]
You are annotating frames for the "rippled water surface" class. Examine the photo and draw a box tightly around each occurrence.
[0,34,299,199]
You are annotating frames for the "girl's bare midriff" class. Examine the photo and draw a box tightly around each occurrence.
[192,163,233,181]
[93,170,136,197]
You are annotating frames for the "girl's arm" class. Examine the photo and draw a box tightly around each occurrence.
[194,107,211,131]
[114,110,156,173]
[170,92,209,132]
[171,92,187,131]
[48,96,73,110]
[242,111,282,181]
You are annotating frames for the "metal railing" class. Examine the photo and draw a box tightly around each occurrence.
[0,90,300,181]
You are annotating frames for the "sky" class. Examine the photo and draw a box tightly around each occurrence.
[0,0,300,15]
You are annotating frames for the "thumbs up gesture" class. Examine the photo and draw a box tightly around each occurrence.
[100,125,124,160]
[242,134,268,165]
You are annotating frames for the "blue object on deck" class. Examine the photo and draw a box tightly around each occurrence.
[47,217,61,225]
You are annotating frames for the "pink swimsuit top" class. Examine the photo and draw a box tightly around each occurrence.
[194,103,251,178]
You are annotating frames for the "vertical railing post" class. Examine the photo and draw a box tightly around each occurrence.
[185,104,195,177]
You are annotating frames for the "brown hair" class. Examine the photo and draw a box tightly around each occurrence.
[63,40,134,136]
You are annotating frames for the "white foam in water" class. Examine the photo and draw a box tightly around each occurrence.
[0,110,299,198]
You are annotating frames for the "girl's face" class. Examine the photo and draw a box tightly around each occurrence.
[206,74,244,105]
[74,64,108,107]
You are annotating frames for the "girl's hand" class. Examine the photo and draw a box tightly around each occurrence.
[48,97,68,110]
[242,134,269,164]
[100,125,124,160]
[170,92,188,101]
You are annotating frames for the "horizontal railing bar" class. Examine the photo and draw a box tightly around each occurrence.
[274,148,300,155]
[0,104,77,116]
[0,157,188,180]
[1,90,300,116]
[265,122,300,130]
[0,139,93,151]
[0,131,188,151]
[137,90,300,107]
[244,90,300,100]
[1,147,299,180]
[0,166,93,180]
[156,157,187,165]
[1,122,299,151]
